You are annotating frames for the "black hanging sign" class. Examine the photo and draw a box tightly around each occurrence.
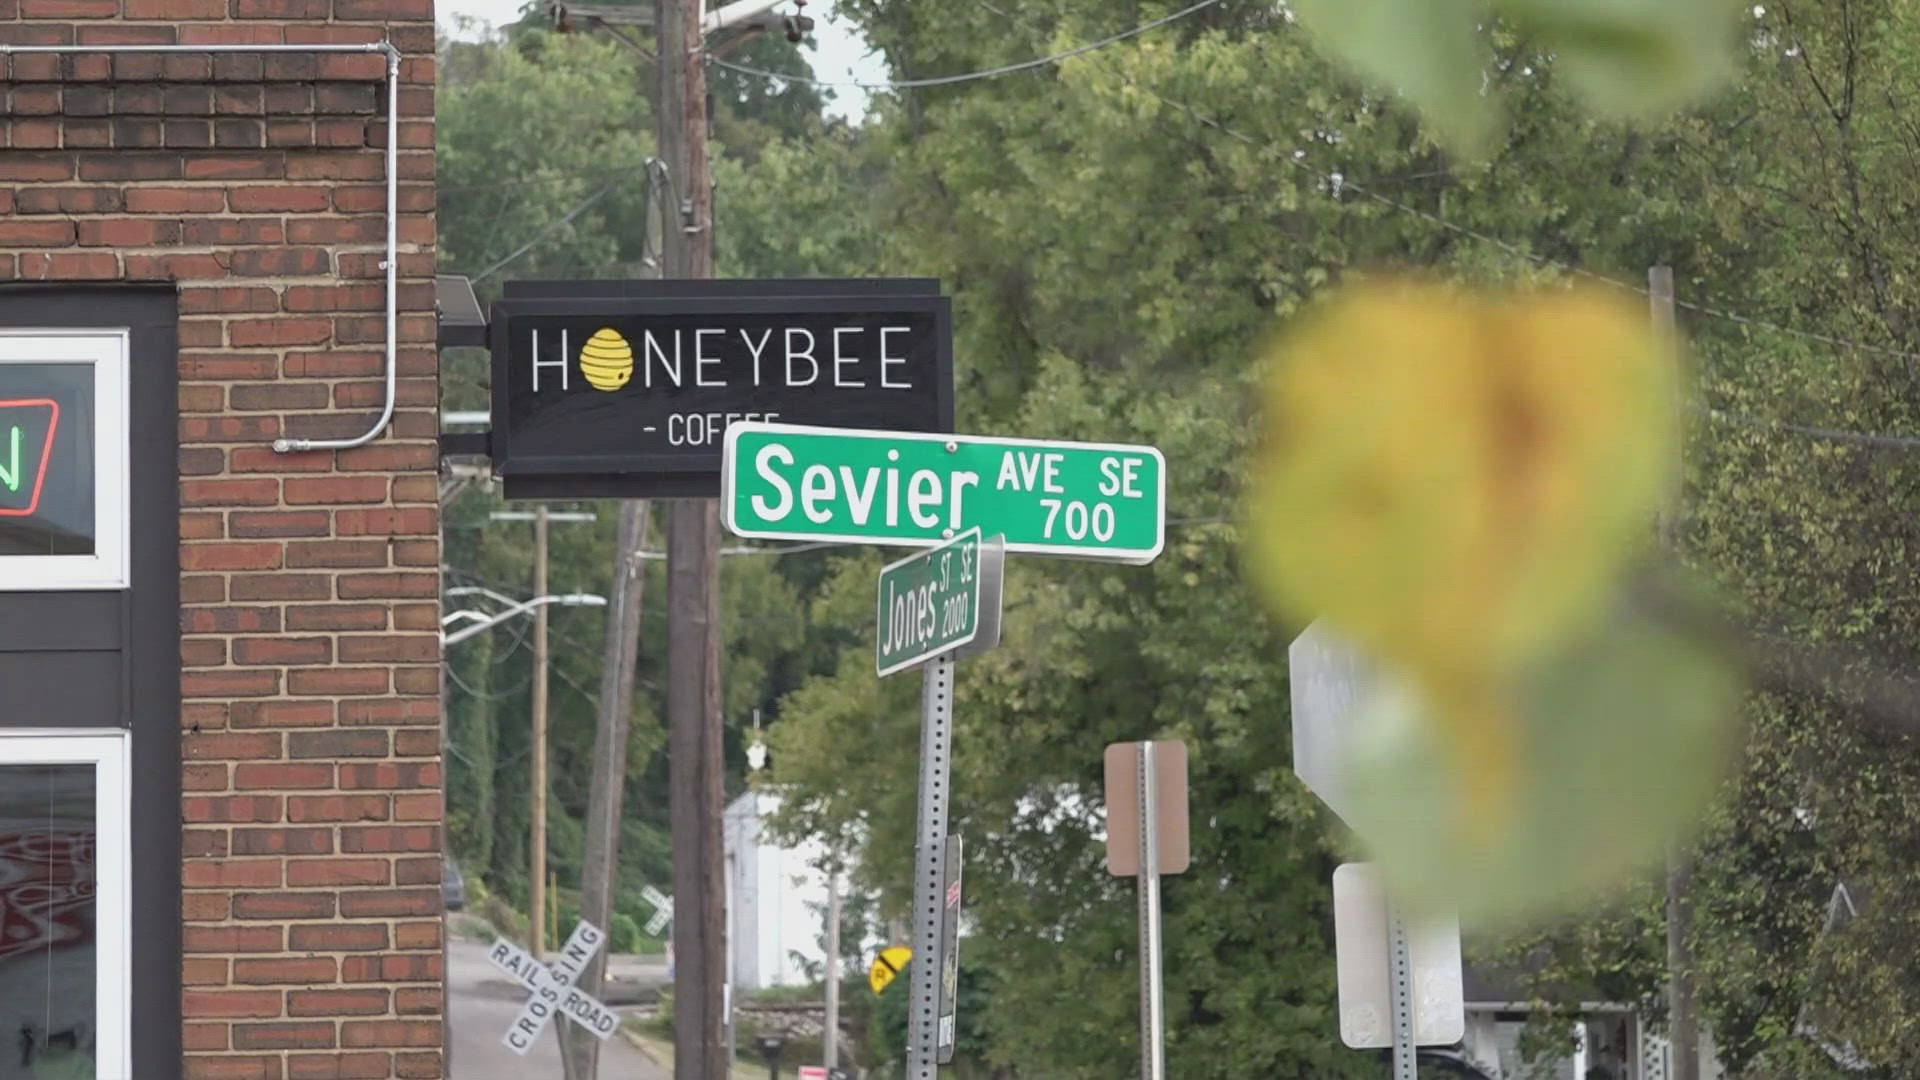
[488,279,954,499]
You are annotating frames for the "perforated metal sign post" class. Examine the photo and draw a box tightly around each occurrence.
[486,920,621,1054]
[876,531,1006,1078]
[1104,741,1190,1080]
[901,655,957,1080]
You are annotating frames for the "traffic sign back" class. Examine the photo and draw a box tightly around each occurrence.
[1288,620,1377,827]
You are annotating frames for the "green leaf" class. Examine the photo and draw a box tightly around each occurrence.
[1291,0,1497,154]
[1503,0,1739,116]
[1342,600,1740,923]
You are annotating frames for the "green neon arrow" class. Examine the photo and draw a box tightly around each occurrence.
[0,426,18,493]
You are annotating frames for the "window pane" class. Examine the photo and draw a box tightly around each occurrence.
[0,363,96,558]
[0,764,96,1079]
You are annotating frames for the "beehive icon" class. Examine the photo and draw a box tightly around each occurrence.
[579,327,633,391]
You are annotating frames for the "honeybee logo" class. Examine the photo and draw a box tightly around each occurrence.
[579,328,634,391]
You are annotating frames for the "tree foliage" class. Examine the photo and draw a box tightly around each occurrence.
[440,0,1920,1074]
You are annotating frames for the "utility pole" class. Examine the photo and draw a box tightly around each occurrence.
[531,503,551,958]
[823,867,842,1071]
[560,500,654,1079]
[1651,265,1701,1080]
[659,0,729,1075]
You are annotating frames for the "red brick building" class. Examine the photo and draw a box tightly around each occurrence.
[0,3,444,1078]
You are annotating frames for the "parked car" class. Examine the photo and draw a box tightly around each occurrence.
[1418,1048,1496,1079]
[443,856,466,912]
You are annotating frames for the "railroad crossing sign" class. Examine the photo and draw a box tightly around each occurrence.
[876,528,1004,677]
[722,422,1166,563]
[486,920,620,1054]
[641,884,674,937]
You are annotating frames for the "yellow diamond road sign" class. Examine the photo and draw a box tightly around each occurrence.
[870,945,912,995]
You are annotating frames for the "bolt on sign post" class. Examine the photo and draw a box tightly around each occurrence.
[1105,740,1190,1080]
[723,422,1166,563]
[1289,624,1464,1080]
[877,528,1005,677]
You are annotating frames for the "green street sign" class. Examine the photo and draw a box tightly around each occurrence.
[723,422,1166,563]
[877,528,1004,677]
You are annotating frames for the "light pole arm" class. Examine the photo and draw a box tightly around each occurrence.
[442,593,607,646]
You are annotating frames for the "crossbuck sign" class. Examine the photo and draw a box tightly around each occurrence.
[487,920,620,1054]
[641,884,674,937]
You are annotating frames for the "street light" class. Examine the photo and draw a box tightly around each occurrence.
[441,591,606,646]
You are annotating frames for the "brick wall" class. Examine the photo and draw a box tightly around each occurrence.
[0,4,442,1079]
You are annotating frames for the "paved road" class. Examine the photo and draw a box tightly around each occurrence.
[446,936,672,1080]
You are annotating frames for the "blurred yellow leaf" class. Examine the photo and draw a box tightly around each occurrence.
[1250,279,1680,830]
[1249,279,1678,679]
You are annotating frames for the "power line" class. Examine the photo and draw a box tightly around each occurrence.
[469,181,622,284]
[440,165,652,196]
[708,0,1227,90]
[1693,404,1920,450]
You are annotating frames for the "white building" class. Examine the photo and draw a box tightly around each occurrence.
[723,789,831,991]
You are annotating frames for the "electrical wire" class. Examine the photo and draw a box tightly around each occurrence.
[707,0,1228,90]
[469,181,621,284]
[1693,404,1920,450]
[440,165,651,196]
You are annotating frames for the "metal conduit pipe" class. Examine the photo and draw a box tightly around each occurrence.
[0,40,403,453]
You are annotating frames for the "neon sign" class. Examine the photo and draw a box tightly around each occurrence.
[0,398,60,518]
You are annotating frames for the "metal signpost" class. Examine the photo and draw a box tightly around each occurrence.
[877,528,1004,677]
[1104,740,1190,1080]
[721,421,1164,1076]
[1289,623,1464,1080]
[870,529,1006,1079]
[723,422,1166,563]
[486,920,622,1054]
[487,280,953,499]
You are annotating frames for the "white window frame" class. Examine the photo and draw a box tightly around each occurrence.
[0,330,130,591]
[0,729,132,1080]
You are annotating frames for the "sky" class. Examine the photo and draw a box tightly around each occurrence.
[436,0,880,118]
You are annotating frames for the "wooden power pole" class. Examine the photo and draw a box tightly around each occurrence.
[1651,265,1701,1080]
[659,0,729,1075]
[531,502,551,958]
[561,500,653,1079]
